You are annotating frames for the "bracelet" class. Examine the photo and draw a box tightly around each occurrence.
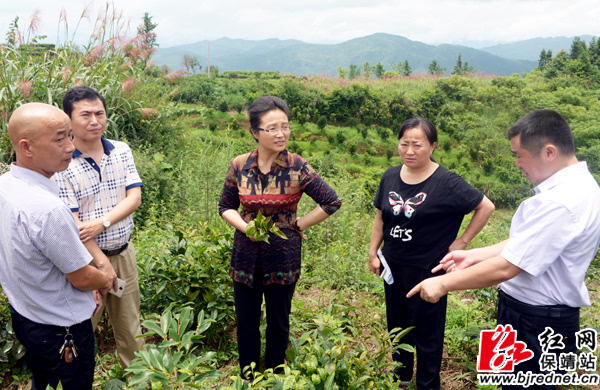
[292,219,303,233]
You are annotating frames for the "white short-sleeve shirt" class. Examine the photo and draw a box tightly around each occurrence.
[0,165,95,326]
[501,162,600,307]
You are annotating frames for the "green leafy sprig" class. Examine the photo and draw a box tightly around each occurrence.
[245,211,288,243]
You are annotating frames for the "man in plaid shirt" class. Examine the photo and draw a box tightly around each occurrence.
[53,86,144,368]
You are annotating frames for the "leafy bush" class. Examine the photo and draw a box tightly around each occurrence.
[220,306,412,390]
[127,306,221,389]
[136,222,235,343]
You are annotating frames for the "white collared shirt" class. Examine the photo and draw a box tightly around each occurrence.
[0,165,95,326]
[501,162,600,307]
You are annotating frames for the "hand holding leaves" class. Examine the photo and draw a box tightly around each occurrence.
[245,211,288,243]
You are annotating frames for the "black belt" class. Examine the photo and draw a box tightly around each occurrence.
[101,242,128,257]
[498,288,578,319]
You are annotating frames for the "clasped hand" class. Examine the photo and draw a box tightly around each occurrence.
[78,218,105,242]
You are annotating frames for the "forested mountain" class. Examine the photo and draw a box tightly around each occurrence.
[480,35,598,61]
[153,33,536,76]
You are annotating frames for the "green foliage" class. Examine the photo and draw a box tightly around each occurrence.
[373,61,385,79]
[137,12,159,61]
[385,149,393,161]
[428,60,446,75]
[218,99,229,113]
[0,319,25,365]
[135,222,235,343]
[541,37,600,85]
[335,131,346,145]
[348,64,360,80]
[348,143,357,156]
[221,297,410,390]
[246,211,288,243]
[104,379,126,390]
[317,116,327,132]
[0,8,165,164]
[126,306,221,389]
[452,53,475,75]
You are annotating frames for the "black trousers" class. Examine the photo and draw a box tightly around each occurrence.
[497,289,580,390]
[10,306,95,390]
[384,262,447,390]
[233,259,296,378]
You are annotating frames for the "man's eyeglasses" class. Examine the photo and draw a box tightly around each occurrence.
[257,124,292,134]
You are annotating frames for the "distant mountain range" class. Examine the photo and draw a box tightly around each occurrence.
[152,33,597,77]
[479,35,597,61]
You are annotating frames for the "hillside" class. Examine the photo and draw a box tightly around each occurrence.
[153,33,536,76]
[480,35,598,61]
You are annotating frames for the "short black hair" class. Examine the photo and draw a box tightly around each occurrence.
[62,86,107,118]
[397,117,438,145]
[248,96,291,131]
[507,109,575,156]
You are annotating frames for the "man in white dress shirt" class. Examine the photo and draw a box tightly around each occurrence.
[408,109,600,390]
[0,103,109,390]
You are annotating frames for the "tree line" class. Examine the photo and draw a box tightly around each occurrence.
[334,54,475,79]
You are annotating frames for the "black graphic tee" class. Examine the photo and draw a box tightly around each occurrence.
[374,165,484,269]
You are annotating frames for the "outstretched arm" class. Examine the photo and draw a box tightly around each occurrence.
[408,255,521,303]
[433,239,509,273]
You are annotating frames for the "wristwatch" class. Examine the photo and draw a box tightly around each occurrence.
[102,216,111,229]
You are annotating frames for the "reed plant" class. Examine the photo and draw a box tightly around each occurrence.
[0,3,163,164]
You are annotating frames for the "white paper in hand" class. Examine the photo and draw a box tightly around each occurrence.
[377,248,394,285]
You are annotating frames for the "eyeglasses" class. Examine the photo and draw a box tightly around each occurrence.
[257,124,292,134]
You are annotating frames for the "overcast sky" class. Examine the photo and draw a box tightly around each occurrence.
[1,0,598,49]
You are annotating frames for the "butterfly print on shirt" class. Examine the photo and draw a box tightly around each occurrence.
[388,191,427,218]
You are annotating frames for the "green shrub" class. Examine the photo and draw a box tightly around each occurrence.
[126,306,221,389]
[136,223,235,343]
[335,130,346,145]
[317,116,328,133]
[348,143,357,156]
[218,99,229,112]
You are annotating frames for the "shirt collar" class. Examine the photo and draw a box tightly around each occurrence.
[10,163,59,196]
[72,137,115,158]
[241,149,290,172]
[534,161,587,194]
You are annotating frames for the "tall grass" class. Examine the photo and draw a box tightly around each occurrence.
[0,3,161,164]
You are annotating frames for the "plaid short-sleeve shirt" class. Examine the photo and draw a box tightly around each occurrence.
[52,137,143,250]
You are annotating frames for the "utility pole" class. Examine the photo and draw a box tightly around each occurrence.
[208,41,211,79]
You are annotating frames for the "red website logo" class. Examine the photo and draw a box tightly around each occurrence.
[478,325,534,372]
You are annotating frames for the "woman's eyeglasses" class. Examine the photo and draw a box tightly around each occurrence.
[257,124,292,134]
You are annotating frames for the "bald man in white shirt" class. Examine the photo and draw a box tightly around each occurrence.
[0,103,109,390]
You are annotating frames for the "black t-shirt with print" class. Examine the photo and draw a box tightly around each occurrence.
[374,164,484,269]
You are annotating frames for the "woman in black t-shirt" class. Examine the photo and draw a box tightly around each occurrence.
[369,117,494,390]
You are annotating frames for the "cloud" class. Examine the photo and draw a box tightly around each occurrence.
[1,0,597,48]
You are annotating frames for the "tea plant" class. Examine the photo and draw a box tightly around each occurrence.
[126,306,221,389]
[135,221,235,344]
[246,211,288,243]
